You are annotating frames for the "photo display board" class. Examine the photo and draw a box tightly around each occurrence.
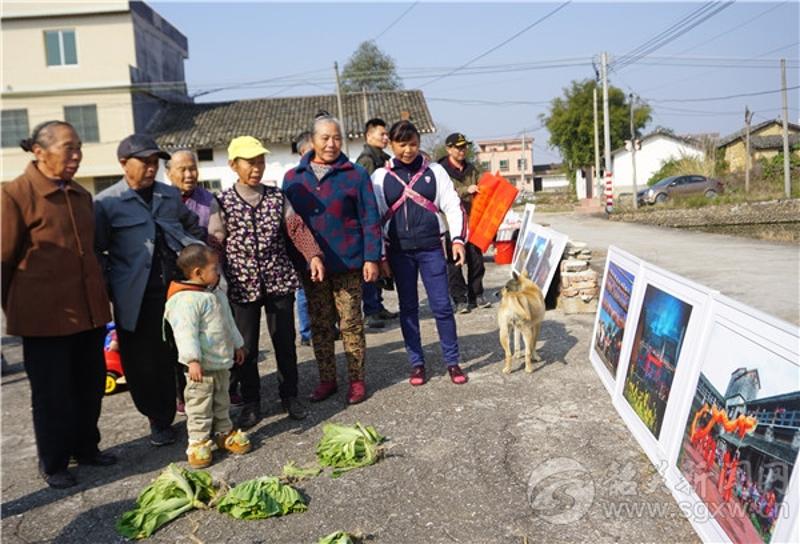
[667,295,800,544]
[511,220,569,298]
[589,247,643,395]
[588,248,800,543]
[510,203,535,267]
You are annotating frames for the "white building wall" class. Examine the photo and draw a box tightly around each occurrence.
[156,137,368,190]
[611,136,704,193]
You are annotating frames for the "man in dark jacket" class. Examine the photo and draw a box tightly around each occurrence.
[438,132,490,314]
[355,118,398,329]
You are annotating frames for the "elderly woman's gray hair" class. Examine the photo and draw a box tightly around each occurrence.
[165,149,197,170]
[311,115,344,138]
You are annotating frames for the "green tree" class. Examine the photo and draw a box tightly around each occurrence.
[341,41,403,92]
[541,79,651,173]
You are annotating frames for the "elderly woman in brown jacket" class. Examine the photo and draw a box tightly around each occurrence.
[1,121,115,489]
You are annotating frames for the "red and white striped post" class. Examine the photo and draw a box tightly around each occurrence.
[604,171,614,213]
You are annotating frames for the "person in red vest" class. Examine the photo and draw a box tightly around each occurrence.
[437,133,489,314]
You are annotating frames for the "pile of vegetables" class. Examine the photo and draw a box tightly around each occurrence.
[116,422,386,538]
[282,461,322,482]
[116,464,217,540]
[316,422,385,477]
[217,476,307,520]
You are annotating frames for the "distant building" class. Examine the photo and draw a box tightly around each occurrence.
[610,130,704,194]
[147,90,435,191]
[475,138,534,191]
[1,1,190,193]
[717,119,800,172]
[532,163,570,192]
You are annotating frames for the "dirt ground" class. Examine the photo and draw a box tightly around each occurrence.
[1,254,700,543]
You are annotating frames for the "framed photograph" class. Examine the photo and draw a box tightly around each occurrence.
[522,226,569,296]
[511,203,535,266]
[613,262,714,467]
[668,294,800,544]
[589,246,643,395]
[512,222,538,277]
[524,234,548,280]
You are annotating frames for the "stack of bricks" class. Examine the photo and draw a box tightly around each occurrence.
[557,241,600,314]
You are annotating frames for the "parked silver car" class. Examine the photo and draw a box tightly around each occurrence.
[637,175,724,205]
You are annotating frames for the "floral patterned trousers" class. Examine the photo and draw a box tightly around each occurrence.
[303,270,365,383]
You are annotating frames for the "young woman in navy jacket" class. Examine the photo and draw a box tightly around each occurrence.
[371,121,469,386]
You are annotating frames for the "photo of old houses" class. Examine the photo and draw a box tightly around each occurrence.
[678,322,800,544]
[513,228,536,277]
[525,236,549,281]
[623,284,693,438]
[595,261,636,377]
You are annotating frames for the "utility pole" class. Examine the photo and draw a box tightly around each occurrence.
[744,106,754,193]
[780,58,791,197]
[334,62,349,155]
[602,52,612,211]
[520,132,526,190]
[629,93,638,210]
[593,83,601,200]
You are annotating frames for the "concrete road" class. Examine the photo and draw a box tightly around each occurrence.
[540,212,800,325]
[1,258,699,543]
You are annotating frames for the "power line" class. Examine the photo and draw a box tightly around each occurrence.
[638,40,800,94]
[669,1,788,57]
[418,1,572,88]
[373,2,419,42]
[644,84,800,104]
[613,1,736,71]
[613,2,718,67]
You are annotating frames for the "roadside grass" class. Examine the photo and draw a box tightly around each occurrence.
[516,190,576,213]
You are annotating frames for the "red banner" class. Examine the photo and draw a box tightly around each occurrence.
[467,172,519,253]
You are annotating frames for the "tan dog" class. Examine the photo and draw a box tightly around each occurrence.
[497,271,546,374]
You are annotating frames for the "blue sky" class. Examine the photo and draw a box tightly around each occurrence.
[151,1,799,162]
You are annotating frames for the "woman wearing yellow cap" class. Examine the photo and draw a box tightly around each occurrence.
[208,136,324,429]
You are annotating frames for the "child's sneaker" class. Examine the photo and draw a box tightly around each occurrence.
[187,439,213,469]
[215,429,251,455]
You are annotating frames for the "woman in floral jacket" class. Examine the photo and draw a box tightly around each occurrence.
[209,136,324,429]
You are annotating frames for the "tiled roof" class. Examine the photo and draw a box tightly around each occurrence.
[148,90,435,149]
[750,133,800,150]
[717,119,800,148]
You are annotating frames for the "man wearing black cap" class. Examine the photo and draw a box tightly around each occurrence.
[95,134,206,446]
[438,133,490,313]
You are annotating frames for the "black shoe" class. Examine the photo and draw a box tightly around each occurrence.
[149,424,177,447]
[281,397,308,420]
[365,315,385,329]
[454,302,471,314]
[40,468,77,489]
[236,403,262,429]
[467,301,477,311]
[377,308,399,320]
[75,451,118,466]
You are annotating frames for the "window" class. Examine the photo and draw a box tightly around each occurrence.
[44,30,77,66]
[499,159,509,171]
[64,105,99,142]
[197,148,214,162]
[480,161,490,171]
[199,179,222,192]
[1,109,29,148]
[517,158,527,171]
[93,176,119,194]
